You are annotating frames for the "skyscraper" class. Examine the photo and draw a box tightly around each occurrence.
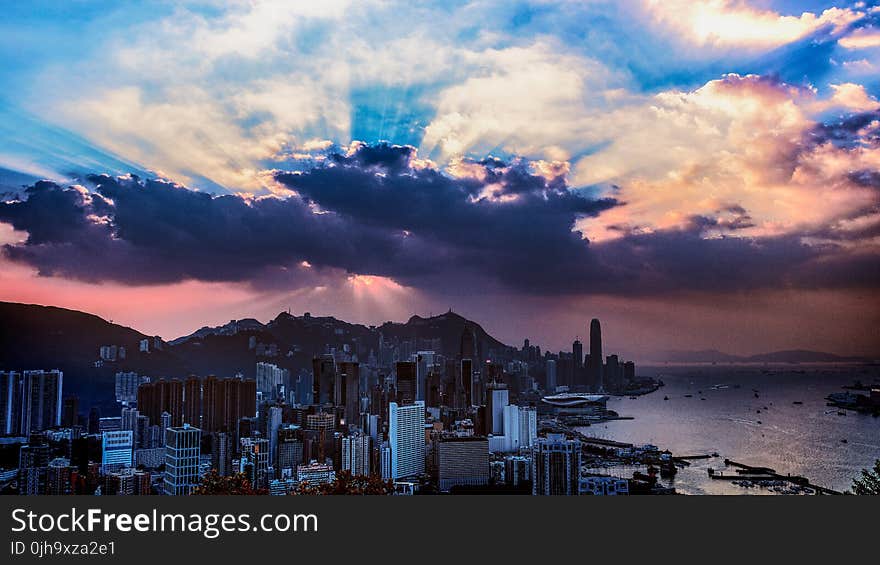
[336,362,360,427]
[486,383,509,436]
[240,436,270,488]
[256,362,287,400]
[341,433,372,476]
[164,424,201,495]
[587,318,603,392]
[435,436,489,492]
[211,431,233,476]
[276,425,304,479]
[572,339,583,370]
[312,355,336,406]
[395,362,417,405]
[266,406,283,468]
[545,359,557,392]
[0,370,64,435]
[389,401,425,479]
[101,430,133,472]
[460,325,476,360]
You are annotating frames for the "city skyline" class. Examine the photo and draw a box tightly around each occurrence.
[1,1,879,357]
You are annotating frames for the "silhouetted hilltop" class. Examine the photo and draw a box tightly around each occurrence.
[0,302,184,407]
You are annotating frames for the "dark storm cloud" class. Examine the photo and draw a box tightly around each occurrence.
[0,142,878,296]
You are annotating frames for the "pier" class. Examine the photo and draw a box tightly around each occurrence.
[710,459,843,495]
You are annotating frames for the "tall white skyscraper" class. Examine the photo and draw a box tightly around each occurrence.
[164,424,201,495]
[389,401,425,479]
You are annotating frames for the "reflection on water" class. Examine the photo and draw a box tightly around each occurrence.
[576,364,880,494]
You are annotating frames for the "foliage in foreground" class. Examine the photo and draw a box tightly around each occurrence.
[852,459,880,495]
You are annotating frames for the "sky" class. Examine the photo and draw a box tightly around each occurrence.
[0,0,879,358]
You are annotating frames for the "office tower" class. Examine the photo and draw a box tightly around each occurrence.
[266,406,283,467]
[46,457,74,495]
[389,401,425,479]
[341,433,372,476]
[587,318,603,392]
[61,396,79,427]
[572,339,583,370]
[486,383,509,436]
[395,361,417,405]
[18,442,50,495]
[336,362,360,427]
[532,433,581,495]
[623,361,635,381]
[256,362,287,400]
[240,436,270,488]
[115,372,147,404]
[435,436,489,492]
[0,370,63,435]
[277,425,304,479]
[546,359,557,392]
[183,376,201,427]
[101,430,133,472]
[211,431,233,476]
[164,424,201,495]
[312,355,336,406]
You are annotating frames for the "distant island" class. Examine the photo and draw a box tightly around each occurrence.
[648,349,875,365]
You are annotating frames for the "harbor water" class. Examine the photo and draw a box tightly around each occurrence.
[577,364,880,494]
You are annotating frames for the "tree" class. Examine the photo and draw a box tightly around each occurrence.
[852,459,880,495]
[191,470,267,495]
[292,470,394,495]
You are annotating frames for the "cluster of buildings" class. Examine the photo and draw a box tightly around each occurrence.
[0,317,646,496]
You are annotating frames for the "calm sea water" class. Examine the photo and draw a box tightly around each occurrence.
[577,364,880,494]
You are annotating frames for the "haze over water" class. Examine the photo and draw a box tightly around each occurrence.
[580,365,880,494]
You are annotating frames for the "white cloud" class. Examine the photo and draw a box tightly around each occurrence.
[644,0,863,48]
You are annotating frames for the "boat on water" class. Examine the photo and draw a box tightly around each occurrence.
[793,401,803,405]
[684,394,693,398]
[663,396,669,401]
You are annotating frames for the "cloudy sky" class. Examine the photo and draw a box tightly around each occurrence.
[1,0,879,358]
